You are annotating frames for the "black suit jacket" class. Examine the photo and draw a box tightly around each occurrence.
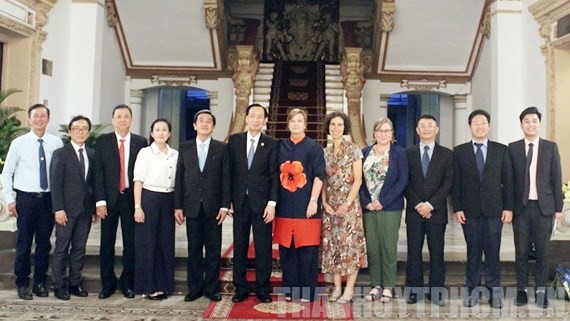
[452,140,514,218]
[50,144,96,217]
[227,132,279,214]
[174,138,231,217]
[93,132,148,210]
[508,138,563,215]
[405,143,454,225]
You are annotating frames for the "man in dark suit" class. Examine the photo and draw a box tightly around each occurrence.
[174,109,230,302]
[405,115,453,307]
[94,105,147,299]
[452,109,513,309]
[227,104,279,304]
[508,107,563,308]
[50,115,98,300]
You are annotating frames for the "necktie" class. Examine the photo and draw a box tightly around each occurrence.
[199,143,206,172]
[421,145,430,177]
[119,139,126,192]
[38,139,48,190]
[78,148,86,181]
[523,143,534,206]
[248,138,255,169]
[474,143,484,178]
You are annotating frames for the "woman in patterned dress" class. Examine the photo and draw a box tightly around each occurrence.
[321,112,366,304]
[359,117,408,303]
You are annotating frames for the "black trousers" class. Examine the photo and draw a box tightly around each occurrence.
[513,200,553,289]
[462,216,503,294]
[186,204,222,296]
[52,213,92,288]
[405,220,446,291]
[232,196,273,296]
[279,240,319,301]
[14,191,54,287]
[134,190,175,294]
[99,191,136,290]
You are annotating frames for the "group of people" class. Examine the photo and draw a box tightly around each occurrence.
[1,103,562,311]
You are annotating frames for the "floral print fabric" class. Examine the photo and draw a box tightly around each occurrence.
[321,140,367,275]
[363,147,390,201]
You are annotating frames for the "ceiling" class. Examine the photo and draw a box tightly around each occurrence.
[110,0,488,82]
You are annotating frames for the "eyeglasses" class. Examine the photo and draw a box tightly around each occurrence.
[471,122,488,127]
[70,127,90,133]
[375,129,393,134]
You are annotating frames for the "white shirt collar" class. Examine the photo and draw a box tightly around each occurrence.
[196,137,211,146]
[115,131,131,142]
[150,142,175,156]
[524,137,539,146]
[247,132,261,142]
[70,141,85,152]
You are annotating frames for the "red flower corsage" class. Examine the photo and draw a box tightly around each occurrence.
[280,160,307,192]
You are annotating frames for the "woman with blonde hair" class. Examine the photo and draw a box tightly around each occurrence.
[359,117,408,303]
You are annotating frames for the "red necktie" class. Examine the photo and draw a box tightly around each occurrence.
[119,139,126,192]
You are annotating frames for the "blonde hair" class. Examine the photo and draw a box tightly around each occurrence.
[287,108,308,123]
[373,117,395,144]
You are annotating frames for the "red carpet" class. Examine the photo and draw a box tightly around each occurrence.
[203,295,354,320]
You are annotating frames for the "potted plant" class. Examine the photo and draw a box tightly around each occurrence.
[58,123,110,149]
[0,89,26,173]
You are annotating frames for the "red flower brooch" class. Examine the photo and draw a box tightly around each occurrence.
[280,160,307,192]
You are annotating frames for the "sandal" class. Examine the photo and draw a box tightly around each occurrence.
[365,286,381,302]
[380,288,393,303]
[329,288,342,302]
[336,292,354,304]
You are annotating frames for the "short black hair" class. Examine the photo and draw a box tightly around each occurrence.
[519,106,542,123]
[193,109,216,126]
[112,104,132,117]
[416,114,438,127]
[468,109,490,125]
[323,111,351,136]
[28,104,50,118]
[149,118,172,144]
[246,104,269,118]
[68,115,92,131]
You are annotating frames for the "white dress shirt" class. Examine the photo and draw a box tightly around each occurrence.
[71,141,89,180]
[2,131,64,203]
[133,143,178,193]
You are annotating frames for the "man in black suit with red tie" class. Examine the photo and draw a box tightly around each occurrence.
[175,109,230,302]
[404,115,453,307]
[50,116,97,300]
[94,105,148,299]
[452,109,513,309]
[227,104,279,304]
[508,107,563,308]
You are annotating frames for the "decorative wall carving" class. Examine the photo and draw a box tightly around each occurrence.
[105,0,118,27]
[205,6,218,29]
[228,46,258,134]
[480,4,491,39]
[380,1,395,33]
[151,76,197,87]
[400,79,447,91]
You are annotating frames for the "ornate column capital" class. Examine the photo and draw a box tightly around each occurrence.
[228,45,258,134]
[204,0,219,30]
[380,1,395,33]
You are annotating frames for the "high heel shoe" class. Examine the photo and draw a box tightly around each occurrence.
[336,292,354,304]
[328,288,342,302]
[365,286,381,302]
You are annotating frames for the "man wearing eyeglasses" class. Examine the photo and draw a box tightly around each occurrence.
[452,109,513,309]
[50,116,98,300]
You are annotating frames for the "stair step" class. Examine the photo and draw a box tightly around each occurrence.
[256,74,273,81]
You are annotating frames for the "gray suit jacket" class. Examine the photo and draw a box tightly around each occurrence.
[508,138,563,215]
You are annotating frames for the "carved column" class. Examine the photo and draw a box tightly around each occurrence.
[228,45,258,134]
[130,89,144,135]
[341,47,366,147]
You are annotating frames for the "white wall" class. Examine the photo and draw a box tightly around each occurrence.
[362,79,384,144]
[471,40,491,118]
[40,0,72,134]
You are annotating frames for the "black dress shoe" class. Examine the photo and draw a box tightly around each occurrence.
[147,293,162,301]
[32,283,49,297]
[54,287,70,300]
[257,293,272,303]
[406,293,418,304]
[489,297,503,309]
[122,288,135,299]
[17,287,33,300]
[184,292,202,302]
[463,295,479,308]
[536,291,549,308]
[69,284,88,297]
[206,293,222,301]
[232,292,248,303]
[98,287,116,299]
[427,293,446,307]
[157,293,168,300]
[515,290,528,306]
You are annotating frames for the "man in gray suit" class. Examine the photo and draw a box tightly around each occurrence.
[50,116,98,300]
[508,107,563,308]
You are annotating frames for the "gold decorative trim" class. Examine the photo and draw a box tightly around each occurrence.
[400,79,447,91]
[150,75,197,86]
[380,1,395,33]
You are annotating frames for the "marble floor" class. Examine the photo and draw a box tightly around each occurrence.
[82,210,515,262]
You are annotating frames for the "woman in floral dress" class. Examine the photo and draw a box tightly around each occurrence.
[321,112,366,304]
[359,117,408,303]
